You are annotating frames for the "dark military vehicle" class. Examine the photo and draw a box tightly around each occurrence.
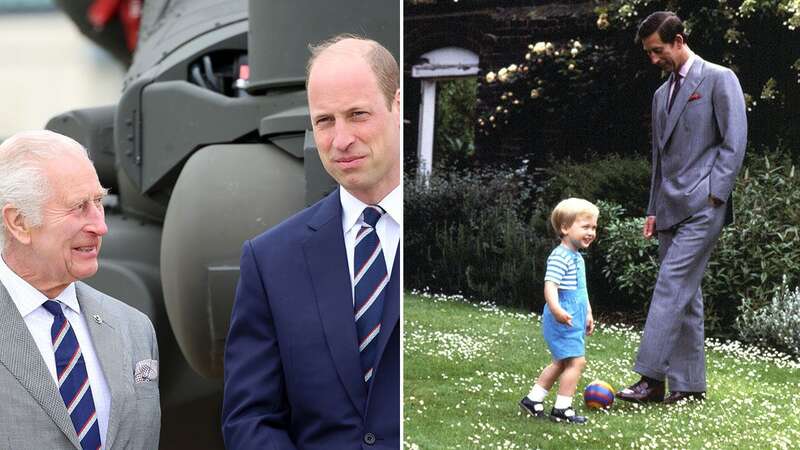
[46,0,399,447]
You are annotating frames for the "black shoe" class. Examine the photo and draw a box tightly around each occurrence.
[549,406,588,424]
[664,391,705,405]
[616,376,665,403]
[519,397,545,418]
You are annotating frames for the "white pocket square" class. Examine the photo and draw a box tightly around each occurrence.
[135,359,159,383]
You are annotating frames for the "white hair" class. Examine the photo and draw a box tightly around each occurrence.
[0,130,88,250]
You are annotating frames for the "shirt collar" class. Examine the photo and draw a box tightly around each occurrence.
[677,51,696,80]
[0,253,80,317]
[378,184,402,228]
[340,184,402,233]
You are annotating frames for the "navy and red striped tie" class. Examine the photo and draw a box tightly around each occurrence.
[353,205,388,384]
[43,300,102,450]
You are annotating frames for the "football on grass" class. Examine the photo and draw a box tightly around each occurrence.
[584,380,615,409]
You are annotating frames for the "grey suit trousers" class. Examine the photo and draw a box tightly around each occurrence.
[634,202,726,392]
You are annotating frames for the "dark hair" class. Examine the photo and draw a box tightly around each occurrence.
[635,11,687,44]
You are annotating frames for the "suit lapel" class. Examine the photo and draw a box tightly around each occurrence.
[303,189,367,416]
[660,58,706,150]
[76,283,127,448]
[0,283,81,449]
[649,82,667,154]
[367,244,399,400]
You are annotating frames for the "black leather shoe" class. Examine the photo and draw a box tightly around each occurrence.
[549,406,588,424]
[519,397,545,418]
[616,377,665,403]
[664,391,705,405]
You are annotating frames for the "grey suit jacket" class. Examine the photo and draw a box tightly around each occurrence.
[0,282,160,450]
[647,56,747,230]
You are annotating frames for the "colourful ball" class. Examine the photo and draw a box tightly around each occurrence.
[584,380,615,410]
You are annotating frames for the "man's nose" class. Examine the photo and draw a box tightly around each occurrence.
[649,53,660,65]
[331,122,356,151]
[85,203,108,236]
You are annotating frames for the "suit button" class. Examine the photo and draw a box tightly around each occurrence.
[363,432,376,445]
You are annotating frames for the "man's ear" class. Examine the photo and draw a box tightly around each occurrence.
[392,88,401,126]
[674,34,685,48]
[2,204,32,245]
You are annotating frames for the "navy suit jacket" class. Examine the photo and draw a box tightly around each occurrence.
[222,188,400,450]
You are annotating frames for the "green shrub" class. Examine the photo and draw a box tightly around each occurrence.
[542,155,650,217]
[430,208,550,309]
[404,167,535,256]
[736,276,800,357]
[404,167,550,308]
[597,211,659,304]
[600,153,800,335]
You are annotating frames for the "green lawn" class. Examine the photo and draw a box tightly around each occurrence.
[404,292,800,449]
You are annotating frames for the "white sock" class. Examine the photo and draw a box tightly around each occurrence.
[526,384,548,402]
[554,394,572,410]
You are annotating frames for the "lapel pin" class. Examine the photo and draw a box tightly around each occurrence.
[93,314,103,324]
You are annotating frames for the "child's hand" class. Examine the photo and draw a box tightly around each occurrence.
[586,312,595,336]
[553,308,573,327]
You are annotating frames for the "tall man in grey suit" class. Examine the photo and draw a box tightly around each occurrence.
[617,11,747,405]
[0,130,161,449]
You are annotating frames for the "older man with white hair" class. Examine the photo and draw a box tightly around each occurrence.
[0,130,161,450]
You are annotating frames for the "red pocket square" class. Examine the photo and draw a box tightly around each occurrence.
[688,92,702,101]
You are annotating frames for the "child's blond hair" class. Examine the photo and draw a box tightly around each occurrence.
[550,198,600,237]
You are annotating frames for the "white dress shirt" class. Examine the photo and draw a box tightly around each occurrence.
[669,51,697,102]
[341,184,402,304]
[0,255,110,445]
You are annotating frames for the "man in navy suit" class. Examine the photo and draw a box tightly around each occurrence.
[221,34,401,450]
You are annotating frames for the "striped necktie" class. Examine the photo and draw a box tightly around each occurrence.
[42,300,102,450]
[353,205,388,384]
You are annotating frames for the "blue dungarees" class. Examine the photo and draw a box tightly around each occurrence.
[542,246,588,360]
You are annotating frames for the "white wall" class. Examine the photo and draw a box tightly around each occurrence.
[0,12,126,138]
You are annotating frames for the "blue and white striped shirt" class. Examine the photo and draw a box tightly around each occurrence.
[544,245,579,290]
